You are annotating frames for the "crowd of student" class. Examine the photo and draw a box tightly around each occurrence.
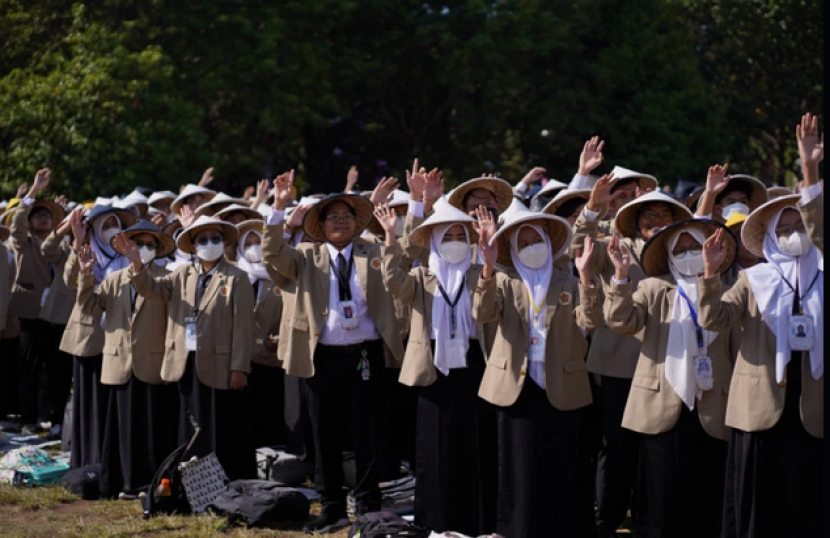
[0,113,822,537]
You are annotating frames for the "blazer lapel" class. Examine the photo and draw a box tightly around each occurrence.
[354,242,370,303]
[544,273,564,327]
[315,244,331,317]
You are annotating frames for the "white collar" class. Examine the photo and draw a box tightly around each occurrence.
[325,242,353,262]
[197,260,220,277]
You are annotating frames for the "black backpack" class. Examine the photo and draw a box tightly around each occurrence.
[61,464,101,500]
[141,441,192,518]
[348,511,430,538]
[207,479,310,527]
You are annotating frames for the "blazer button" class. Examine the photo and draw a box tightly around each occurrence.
[520,369,526,376]
[322,311,327,318]
[314,331,320,337]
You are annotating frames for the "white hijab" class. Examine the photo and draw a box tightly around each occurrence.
[429,223,473,375]
[90,214,129,285]
[509,224,553,389]
[665,228,717,409]
[236,230,271,285]
[166,248,195,271]
[745,207,823,383]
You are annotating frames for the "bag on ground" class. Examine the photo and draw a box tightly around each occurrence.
[207,479,310,526]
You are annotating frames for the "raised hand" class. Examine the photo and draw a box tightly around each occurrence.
[272,170,295,210]
[472,204,497,238]
[69,207,88,247]
[373,203,398,245]
[199,167,215,187]
[252,178,270,209]
[520,166,546,186]
[242,186,255,200]
[796,112,824,167]
[479,226,498,277]
[56,207,77,236]
[345,165,359,192]
[370,176,400,206]
[179,204,196,228]
[702,228,727,278]
[78,244,97,274]
[286,203,311,230]
[54,194,68,210]
[15,182,28,199]
[587,173,618,212]
[150,212,167,228]
[28,168,51,198]
[112,233,140,266]
[574,236,595,285]
[705,163,730,195]
[578,136,605,176]
[406,164,427,202]
[608,234,631,280]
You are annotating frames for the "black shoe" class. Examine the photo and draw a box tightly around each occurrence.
[302,510,350,534]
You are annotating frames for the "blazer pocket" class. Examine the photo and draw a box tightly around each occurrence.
[165,339,176,350]
[486,353,507,370]
[290,318,309,332]
[632,375,660,392]
[562,360,586,373]
[215,344,232,354]
[103,345,118,356]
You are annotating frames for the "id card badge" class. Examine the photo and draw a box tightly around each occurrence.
[40,287,50,307]
[694,354,714,391]
[529,328,546,363]
[788,315,815,351]
[338,300,360,330]
[184,316,198,351]
[444,337,467,368]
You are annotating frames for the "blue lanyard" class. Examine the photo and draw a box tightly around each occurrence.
[676,285,705,351]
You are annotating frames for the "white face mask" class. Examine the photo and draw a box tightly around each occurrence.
[244,244,262,263]
[395,216,406,238]
[196,242,224,262]
[518,243,549,268]
[439,241,468,264]
[779,232,812,258]
[672,252,705,276]
[101,227,119,245]
[721,202,750,221]
[138,246,156,265]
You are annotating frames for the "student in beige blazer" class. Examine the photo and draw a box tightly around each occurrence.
[118,214,256,481]
[77,220,178,499]
[598,218,739,538]
[473,204,601,538]
[376,201,497,536]
[0,225,18,418]
[699,156,823,538]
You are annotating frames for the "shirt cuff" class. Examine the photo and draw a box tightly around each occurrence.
[611,276,629,285]
[21,195,35,206]
[582,206,600,222]
[695,213,711,220]
[569,174,592,190]
[266,208,285,225]
[408,200,425,218]
[801,182,822,204]
[513,181,529,194]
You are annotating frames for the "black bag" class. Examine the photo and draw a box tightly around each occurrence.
[347,511,430,538]
[61,464,100,500]
[207,479,310,527]
[142,442,192,518]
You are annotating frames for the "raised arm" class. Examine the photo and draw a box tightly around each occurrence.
[695,163,730,219]
[573,236,603,330]
[262,170,305,281]
[114,233,175,302]
[796,112,824,255]
[698,228,747,331]
[604,234,647,335]
[471,221,503,324]
[568,174,616,273]
[76,245,107,317]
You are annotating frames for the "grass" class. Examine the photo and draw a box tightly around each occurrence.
[0,485,350,538]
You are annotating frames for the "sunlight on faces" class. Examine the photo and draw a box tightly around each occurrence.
[608,180,638,217]
[193,225,224,246]
[774,208,806,238]
[244,233,261,248]
[28,207,52,233]
[714,189,750,218]
[441,224,468,244]
[563,202,586,227]
[463,188,499,217]
[671,232,702,257]
[100,215,120,233]
[131,232,159,252]
[319,201,356,245]
[516,226,544,251]
[637,202,674,240]
[224,212,248,225]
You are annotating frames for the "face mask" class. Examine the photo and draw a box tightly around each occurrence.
[395,216,406,238]
[101,227,119,245]
[721,202,750,221]
[138,246,156,265]
[196,242,224,262]
[779,232,811,257]
[439,241,468,264]
[518,243,549,268]
[244,244,262,263]
[672,252,705,276]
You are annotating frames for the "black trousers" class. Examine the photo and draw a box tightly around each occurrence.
[637,406,727,538]
[284,373,314,462]
[17,318,51,425]
[595,375,641,537]
[70,355,109,468]
[721,355,823,538]
[496,380,596,538]
[0,336,20,418]
[44,323,72,425]
[248,362,286,448]
[304,340,389,515]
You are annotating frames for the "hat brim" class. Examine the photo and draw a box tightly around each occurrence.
[641,219,737,277]
[447,177,515,213]
[684,187,705,210]
[30,200,66,230]
[162,220,182,237]
[767,186,793,199]
[87,207,137,229]
[215,207,263,223]
[741,194,801,258]
[410,219,479,249]
[491,214,573,269]
[726,175,769,212]
[366,204,408,236]
[541,190,605,219]
[176,220,239,255]
[113,228,176,259]
[171,190,217,215]
[301,194,375,243]
[613,196,693,239]
[236,219,265,239]
[195,198,250,218]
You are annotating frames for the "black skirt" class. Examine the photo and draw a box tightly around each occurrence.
[495,378,596,538]
[283,373,314,461]
[414,340,497,535]
[0,337,20,418]
[70,355,109,469]
[178,352,256,481]
[248,362,286,448]
[98,376,179,496]
[721,353,823,538]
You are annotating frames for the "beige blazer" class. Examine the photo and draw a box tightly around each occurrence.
[571,214,646,378]
[251,278,283,367]
[39,231,74,325]
[602,276,735,440]
[697,192,823,438]
[59,248,105,357]
[380,243,496,387]
[261,223,410,378]
[7,203,51,320]
[77,265,168,385]
[131,257,255,389]
[473,269,601,410]
[0,242,12,334]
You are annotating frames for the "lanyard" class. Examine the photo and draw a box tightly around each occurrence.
[526,289,547,328]
[437,277,467,339]
[676,285,705,351]
[775,266,820,314]
[329,253,354,302]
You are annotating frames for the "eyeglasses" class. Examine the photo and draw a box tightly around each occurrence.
[324,214,356,223]
[775,222,806,237]
[133,240,158,250]
[195,235,223,246]
[466,194,496,207]
[672,248,702,259]
[640,210,673,221]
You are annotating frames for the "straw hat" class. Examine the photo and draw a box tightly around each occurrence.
[684,186,706,210]
[148,190,177,208]
[85,205,137,230]
[740,194,801,258]
[409,203,479,249]
[170,184,217,215]
[767,186,793,199]
[301,193,375,243]
[610,166,659,192]
[112,220,175,259]
[214,203,264,223]
[541,188,607,219]
[1,198,66,230]
[497,198,529,225]
[175,215,239,255]
[723,174,768,211]
[93,196,114,207]
[114,190,149,216]
[491,204,572,269]
[447,176,514,213]
[641,219,737,277]
[236,219,265,240]
[163,219,182,237]
[534,178,570,199]
[366,190,411,235]
[194,192,250,218]
[0,224,9,242]
[612,191,693,240]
